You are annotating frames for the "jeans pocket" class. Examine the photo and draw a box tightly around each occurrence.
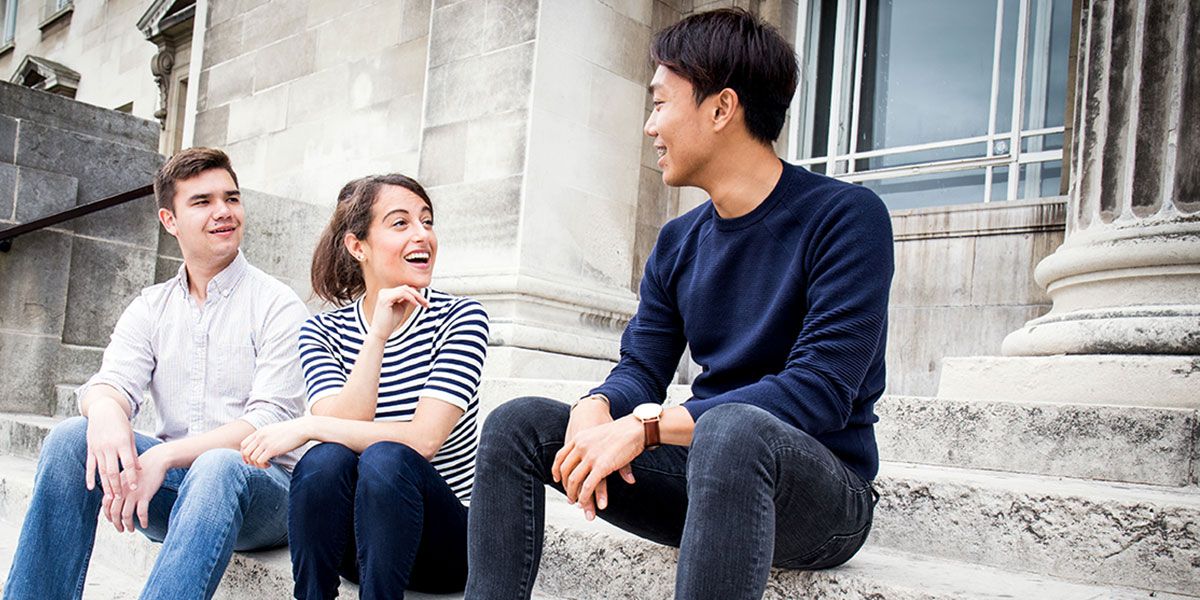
[775,520,873,571]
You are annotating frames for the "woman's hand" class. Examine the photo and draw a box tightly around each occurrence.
[240,418,314,468]
[368,285,430,341]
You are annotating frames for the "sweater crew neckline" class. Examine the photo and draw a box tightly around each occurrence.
[711,159,796,232]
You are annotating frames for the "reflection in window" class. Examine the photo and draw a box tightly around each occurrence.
[790,0,1072,210]
[3,0,17,45]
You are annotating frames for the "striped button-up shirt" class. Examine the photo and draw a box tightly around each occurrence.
[77,252,310,470]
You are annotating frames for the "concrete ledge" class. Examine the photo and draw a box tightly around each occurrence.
[3,411,1197,596]
[0,82,158,149]
[873,462,1200,595]
[938,355,1200,408]
[876,395,1198,486]
[1,453,1181,600]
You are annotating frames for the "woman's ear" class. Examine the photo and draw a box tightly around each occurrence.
[343,232,365,262]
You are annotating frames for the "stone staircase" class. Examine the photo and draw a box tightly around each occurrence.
[0,379,1197,599]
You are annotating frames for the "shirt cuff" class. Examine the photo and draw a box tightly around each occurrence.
[418,389,470,412]
[76,380,139,419]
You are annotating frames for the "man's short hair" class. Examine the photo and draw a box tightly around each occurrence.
[153,147,240,212]
[652,8,799,144]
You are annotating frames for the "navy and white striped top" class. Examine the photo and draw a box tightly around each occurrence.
[298,288,489,503]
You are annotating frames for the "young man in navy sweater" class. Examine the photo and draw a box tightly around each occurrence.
[466,8,893,599]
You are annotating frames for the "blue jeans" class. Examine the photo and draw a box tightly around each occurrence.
[3,416,291,600]
[465,397,877,600]
[288,442,468,600]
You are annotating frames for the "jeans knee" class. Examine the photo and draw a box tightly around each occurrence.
[693,404,778,451]
[41,416,89,457]
[187,448,250,493]
[357,442,425,496]
[480,396,562,451]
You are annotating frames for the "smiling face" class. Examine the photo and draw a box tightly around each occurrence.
[347,184,437,291]
[645,65,719,188]
[158,168,244,267]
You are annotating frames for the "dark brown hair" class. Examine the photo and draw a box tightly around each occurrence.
[153,147,240,212]
[651,8,798,144]
[311,174,435,306]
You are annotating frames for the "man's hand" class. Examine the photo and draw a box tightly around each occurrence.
[108,444,170,533]
[552,400,640,521]
[85,397,139,503]
[240,418,312,468]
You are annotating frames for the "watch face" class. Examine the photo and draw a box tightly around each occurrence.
[633,403,662,420]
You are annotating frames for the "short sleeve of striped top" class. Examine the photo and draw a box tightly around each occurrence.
[298,288,489,502]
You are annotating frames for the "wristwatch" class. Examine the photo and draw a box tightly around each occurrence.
[632,403,663,449]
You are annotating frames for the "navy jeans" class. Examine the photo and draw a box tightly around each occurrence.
[465,397,877,600]
[288,442,468,600]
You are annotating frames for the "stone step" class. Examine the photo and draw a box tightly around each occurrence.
[0,517,143,599]
[534,500,1191,600]
[7,406,1200,593]
[0,456,1182,600]
[476,379,1200,487]
[875,395,1199,487]
[872,462,1200,596]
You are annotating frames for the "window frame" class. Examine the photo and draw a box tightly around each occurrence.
[788,0,1068,205]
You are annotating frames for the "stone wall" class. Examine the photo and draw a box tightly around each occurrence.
[0,0,159,120]
[193,0,431,209]
[886,198,1066,396]
[0,81,162,413]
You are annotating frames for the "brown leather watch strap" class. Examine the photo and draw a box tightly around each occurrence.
[643,418,661,449]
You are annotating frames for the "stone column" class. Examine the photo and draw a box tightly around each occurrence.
[1001,0,1200,356]
[419,0,656,380]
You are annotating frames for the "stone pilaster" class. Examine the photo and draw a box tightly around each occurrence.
[420,0,653,379]
[1002,0,1200,356]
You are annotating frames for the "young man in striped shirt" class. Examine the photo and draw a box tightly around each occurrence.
[467,9,893,599]
[3,148,310,600]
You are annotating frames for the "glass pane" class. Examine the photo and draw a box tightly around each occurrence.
[857,0,998,168]
[1021,132,1064,153]
[4,0,17,43]
[807,0,841,161]
[1023,0,1072,130]
[1019,160,1063,199]
[864,168,988,210]
[991,166,1010,201]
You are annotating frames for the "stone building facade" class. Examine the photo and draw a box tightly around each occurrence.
[0,0,1184,396]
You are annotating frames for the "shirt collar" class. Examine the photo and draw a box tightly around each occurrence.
[175,251,250,299]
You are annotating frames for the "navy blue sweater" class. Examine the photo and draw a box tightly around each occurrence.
[592,161,894,481]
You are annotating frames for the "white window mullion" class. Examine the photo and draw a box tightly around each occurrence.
[1007,0,1031,201]
[1023,0,1055,200]
[846,0,869,174]
[826,0,856,176]
[984,0,1007,203]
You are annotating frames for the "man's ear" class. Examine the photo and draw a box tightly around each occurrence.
[158,207,178,237]
[711,88,740,133]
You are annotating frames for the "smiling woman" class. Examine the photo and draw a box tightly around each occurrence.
[235,173,489,599]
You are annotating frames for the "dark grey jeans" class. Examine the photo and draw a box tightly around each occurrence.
[465,397,877,599]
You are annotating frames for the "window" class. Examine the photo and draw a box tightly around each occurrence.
[53,0,68,10]
[789,0,1073,210]
[3,0,17,45]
